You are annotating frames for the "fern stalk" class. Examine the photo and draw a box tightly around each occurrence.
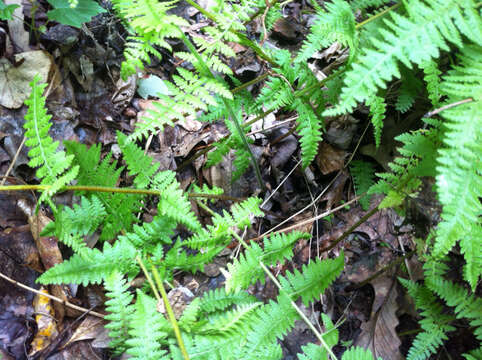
[152,265,190,360]
[230,231,338,359]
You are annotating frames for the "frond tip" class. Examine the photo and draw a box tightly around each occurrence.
[23,75,79,204]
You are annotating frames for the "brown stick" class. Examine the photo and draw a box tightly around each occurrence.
[0,271,105,318]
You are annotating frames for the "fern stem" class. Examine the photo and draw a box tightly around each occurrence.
[136,255,162,303]
[231,231,339,360]
[320,205,378,252]
[232,72,270,94]
[151,265,190,360]
[0,184,244,201]
[355,3,401,29]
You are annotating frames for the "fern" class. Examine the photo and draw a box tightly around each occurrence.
[279,253,344,306]
[23,75,79,206]
[37,238,138,286]
[126,290,170,359]
[104,270,134,355]
[399,278,455,360]
[432,44,482,289]
[225,231,309,293]
[296,0,357,63]
[341,347,378,360]
[349,160,375,210]
[421,60,442,107]
[198,288,257,314]
[41,195,106,255]
[324,0,482,116]
[64,140,141,241]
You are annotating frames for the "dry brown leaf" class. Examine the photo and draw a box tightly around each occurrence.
[63,316,107,348]
[316,142,346,175]
[354,277,403,360]
[0,51,53,109]
[5,0,29,52]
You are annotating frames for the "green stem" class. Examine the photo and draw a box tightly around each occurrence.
[0,184,244,201]
[136,255,162,303]
[151,265,190,360]
[231,232,338,360]
[355,3,401,29]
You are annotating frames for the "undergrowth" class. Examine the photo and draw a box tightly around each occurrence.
[1,0,480,358]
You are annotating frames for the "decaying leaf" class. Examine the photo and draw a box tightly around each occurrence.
[0,51,53,109]
[29,287,60,356]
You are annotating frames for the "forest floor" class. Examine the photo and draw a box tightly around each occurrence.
[0,0,475,359]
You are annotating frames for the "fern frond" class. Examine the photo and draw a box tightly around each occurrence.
[421,60,442,107]
[64,140,141,241]
[341,347,378,360]
[324,0,482,116]
[279,253,344,306]
[198,288,257,314]
[349,0,393,11]
[225,231,308,293]
[242,295,297,358]
[399,278,455,360]
[23,75,79,205]
[366,95,386,148]
[42,196,106,255]
[104,270,134,355]
[296,0,357,63]
[37,238,138,285]
[126,290,170,359]
[350,160,375,210]
[199,302,261,337]
[295,99,323,168]
[433,44,482,289]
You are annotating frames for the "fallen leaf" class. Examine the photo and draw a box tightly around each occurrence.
[354,277,403,360]
[316,142,346,175]
[29,287,60,356]
[0,51,53,109]
[63,315,107,347]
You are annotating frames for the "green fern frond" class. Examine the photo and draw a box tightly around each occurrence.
[399,278,455,360]
[464,347,482,360]
[433,45,482,289]
[111,0,186,78]
[279,253,344,306]
[37,238,138,286]
[126,290,170,359]
[198,288,257,314]
[296,0,357,63]
[421,60,442,107]
[295,98,323,168]
[350,160,375,210]
[23,75,79,206]
[104,270,134,355]
[242,295,297,358]
[199,302,261,337]
[64,140,141,241]
[341,347,378,360]
[225,231,308,293]
[366,95,386,148]
[42,196,106,255]
[324,0,482,116]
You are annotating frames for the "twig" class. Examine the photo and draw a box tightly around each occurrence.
[0,271,105,318]
[0,135,26,186]
[424,98,473,118]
